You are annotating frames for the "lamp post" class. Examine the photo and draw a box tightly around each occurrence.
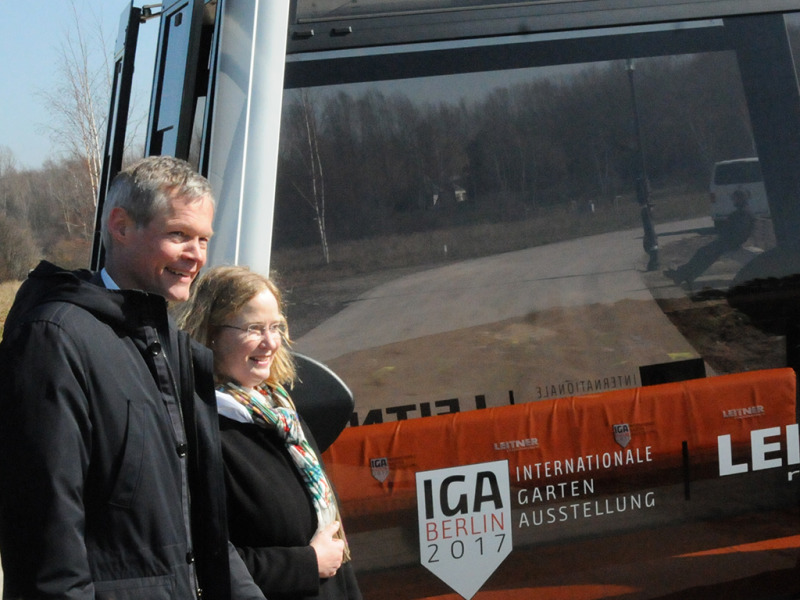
[626,58,659,271]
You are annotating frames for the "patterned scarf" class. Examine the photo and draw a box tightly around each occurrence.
[218,381,350,561]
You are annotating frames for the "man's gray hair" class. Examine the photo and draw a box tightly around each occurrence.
[101,156,214,251]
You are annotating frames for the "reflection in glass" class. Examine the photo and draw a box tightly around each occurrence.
[268,12,800,600]
[273,48,791,426]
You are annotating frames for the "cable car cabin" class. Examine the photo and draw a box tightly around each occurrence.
[98,1,800,597]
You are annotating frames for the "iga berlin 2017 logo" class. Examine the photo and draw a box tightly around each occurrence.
[416,460,512,599]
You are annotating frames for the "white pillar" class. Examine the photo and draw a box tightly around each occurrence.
[206,0,290,276]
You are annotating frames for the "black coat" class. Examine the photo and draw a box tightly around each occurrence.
[220,414,362,600]
[0,261,263,600]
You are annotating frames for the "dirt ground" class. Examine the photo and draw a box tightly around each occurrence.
[324,298,702,422]
[653,221,788,376]
[285,222,793,421]
[656,295,786,375]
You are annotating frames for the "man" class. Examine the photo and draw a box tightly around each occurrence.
[664,189,755,288]
[0,156,265,599]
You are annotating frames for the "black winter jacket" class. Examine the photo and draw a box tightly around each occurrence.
[220,415,362,600]
[0,262,263,600]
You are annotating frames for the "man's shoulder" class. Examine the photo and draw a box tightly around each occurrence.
[0,302,104,362]
[11,297,98,329]
[4,261,101,327]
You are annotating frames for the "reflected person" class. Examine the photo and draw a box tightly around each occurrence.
[664,189,755,287]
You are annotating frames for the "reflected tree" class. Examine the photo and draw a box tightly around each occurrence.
[276,49,760,249]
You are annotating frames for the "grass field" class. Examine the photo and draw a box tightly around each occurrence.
[0,280,21,338]
[272,189,707,287]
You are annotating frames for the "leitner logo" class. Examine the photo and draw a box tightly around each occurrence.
[493,437,539,452]
[721,405,765,420]
[416,460,512,599]
[718,424,800,477]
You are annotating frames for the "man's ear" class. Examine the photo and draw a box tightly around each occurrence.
[107,207,132,245]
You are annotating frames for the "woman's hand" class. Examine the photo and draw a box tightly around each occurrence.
[311,521,345,578]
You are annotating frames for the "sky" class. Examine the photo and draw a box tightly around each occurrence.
[0,0,157,170]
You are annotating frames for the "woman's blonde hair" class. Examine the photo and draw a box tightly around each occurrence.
[178,265,296,388]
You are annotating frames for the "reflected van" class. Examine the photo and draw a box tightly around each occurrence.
[709,157,770,228]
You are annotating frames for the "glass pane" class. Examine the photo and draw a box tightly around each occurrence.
[276,52,782,417]
[273,12,800,599]
[713,158,763,185]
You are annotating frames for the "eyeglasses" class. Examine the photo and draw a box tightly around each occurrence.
[220,322,287,341]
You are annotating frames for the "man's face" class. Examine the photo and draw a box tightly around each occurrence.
[113,195,214,302]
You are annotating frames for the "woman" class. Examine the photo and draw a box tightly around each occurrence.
[179,265,361,600]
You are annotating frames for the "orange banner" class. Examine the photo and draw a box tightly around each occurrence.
[324,368,796,517]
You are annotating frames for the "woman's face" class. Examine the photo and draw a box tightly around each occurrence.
[214,288,283,389]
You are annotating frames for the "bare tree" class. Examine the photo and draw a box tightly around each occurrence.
[0,146,18,215]
[0,146,16,175]
[0,213,41,282]
[39,0,111,212]
[287,89,330,264]
[39,157,96,240]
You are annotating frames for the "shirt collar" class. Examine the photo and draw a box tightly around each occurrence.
[100,268,120,290]
[216,389,255,424]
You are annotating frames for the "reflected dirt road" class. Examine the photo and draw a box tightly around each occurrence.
[294,219,716,420]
